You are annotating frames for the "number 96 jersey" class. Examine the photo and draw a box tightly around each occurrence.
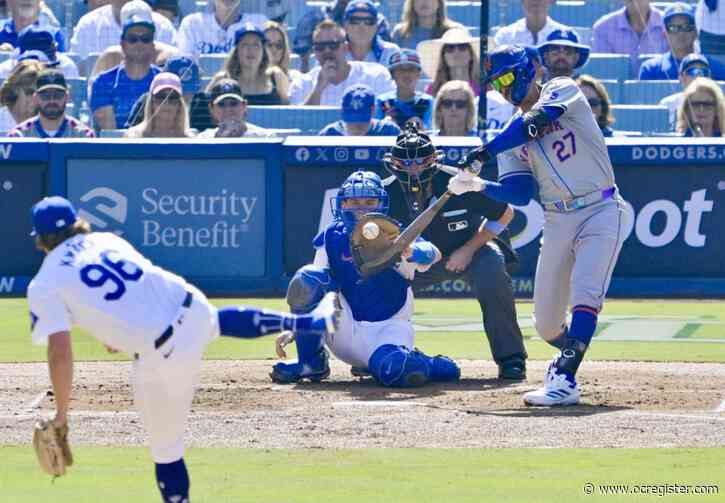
[28,232,191,355]
[497,77,616,205]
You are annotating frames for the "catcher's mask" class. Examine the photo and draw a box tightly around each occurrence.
[333,170,390,229]
[384,124,441,193]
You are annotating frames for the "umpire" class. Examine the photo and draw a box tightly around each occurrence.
[384,126,527,379]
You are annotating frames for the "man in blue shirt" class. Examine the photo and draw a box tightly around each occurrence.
[640,2,725,80]
[0,0,64,52]
[375,48,434,130]
[90,1,161,130]
[319,84,401,136]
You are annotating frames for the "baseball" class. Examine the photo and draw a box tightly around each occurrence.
[362,222,380,239]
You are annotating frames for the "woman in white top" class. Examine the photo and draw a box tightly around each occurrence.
[0,60,44,134]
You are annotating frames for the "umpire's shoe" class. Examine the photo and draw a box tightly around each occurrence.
[270,348,330,383]
[498,355,527,381]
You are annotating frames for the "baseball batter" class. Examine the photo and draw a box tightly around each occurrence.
[271,171,461,387]
[27,196,338,502]
[452,45,631,406]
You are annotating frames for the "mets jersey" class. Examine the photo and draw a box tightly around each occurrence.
[497,77,616,204]
[28,232,190,354]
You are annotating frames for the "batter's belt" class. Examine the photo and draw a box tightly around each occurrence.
[543,187,616,213]
[134,290,193,360]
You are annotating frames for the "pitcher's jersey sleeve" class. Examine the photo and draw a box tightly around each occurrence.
[27,279,72,345]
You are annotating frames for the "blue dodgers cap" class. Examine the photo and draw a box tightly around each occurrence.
[344,0,378,22]
[664,2,695,26]
[164,55,200,94]
[679,53,711,75]
[233,21,266,46]
[342,84,375,123]
[30,196,78,236]
[17,26,57,62]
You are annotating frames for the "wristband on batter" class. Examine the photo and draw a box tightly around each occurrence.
[483,219,507,236]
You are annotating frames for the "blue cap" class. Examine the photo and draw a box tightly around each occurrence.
[679,53,711,75]
[30,196,78,237]
[17,26,57,62]
[342,84,375,123]
[344,0,378,22]
[388,48,422,70]
[233,21,265,46]
[538,28,590,69]
[164,56,200,94]
[664,2,695,26]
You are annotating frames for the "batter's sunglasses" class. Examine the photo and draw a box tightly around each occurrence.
[490,71,515,92]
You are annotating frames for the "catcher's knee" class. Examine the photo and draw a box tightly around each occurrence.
[368,344,431,387]
[286,265,336,314]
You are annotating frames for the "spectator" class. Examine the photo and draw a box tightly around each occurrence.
[239,0,287,24]
[263,20,303,85]
[431,79,477,136]
[419,27,480,96]
[0,0,64,51]
[289,20,395,106]
[343,0,398,65]
[677,76,725,137]
[177,0,268,58]
[592,0,669,76]
[538,28,590,79]
[71,0,176,61]
[640,2,725,80]
[576,74,617,137]
[660,54,712,129]
[124,71,193,137]
[197,77,275,137]
[7,69,95,137]
[320,83,400,135]
[375,48,434,130]
[0,26,78,79]
[696,0,725,65]
[0,59,42,132]
[90,1,162,130]
[293,0,391,72]
[147,0,179,27]
[391,0,464,50]
[222,21,288,105]
[494,0,567,46]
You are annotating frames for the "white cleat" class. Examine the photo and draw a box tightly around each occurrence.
[523,363,580,406]
[310,292,340,335]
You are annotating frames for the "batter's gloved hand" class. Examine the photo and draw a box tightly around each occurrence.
[458,145,491,173]
[447,173,485,196]
[33,418,73,477]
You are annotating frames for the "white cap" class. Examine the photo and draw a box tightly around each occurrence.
[121,0,155,37]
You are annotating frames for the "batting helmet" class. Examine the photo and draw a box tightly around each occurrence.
[486,44,539,106]
[333,171,389,229]
[384,124,441,192]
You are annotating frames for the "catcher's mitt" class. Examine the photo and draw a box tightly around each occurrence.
[350,213,402,277]
[33,419,72,477]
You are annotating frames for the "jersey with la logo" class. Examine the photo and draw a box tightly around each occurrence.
[497,77,616,204]
[28,232,190,354]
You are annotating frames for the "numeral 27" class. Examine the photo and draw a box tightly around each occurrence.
[552,132,576,162]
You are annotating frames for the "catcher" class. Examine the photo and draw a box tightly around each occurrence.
[271,170,461,387]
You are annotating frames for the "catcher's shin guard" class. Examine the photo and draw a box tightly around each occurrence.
[270,332,330,384]
[411,350,460,382]
[368,344,431,387]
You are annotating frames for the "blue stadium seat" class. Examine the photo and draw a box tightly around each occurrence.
[246,105,340,133]
[599,79,621,104]
[198,54,226,77]
[66,77,88,110]
[575,26,592,47]
[497,0,624,31]
[611,105,670,134]
[447,2,481,28]
[622,80,680,105]
[579,54,631,80]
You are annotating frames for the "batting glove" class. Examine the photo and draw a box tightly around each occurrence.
[447,174,485,196]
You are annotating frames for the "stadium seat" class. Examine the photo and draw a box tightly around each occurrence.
[611,105,670,134]
[199,54,226,77]
[246,105,340,133]
[497,0,623,31]
[575,27,592,47]
[447,2,481,27]
[580,54,631,81]
[622,80,680,105]
[599,79,621,104]
[99,129,127,138]
[66,77,88,110]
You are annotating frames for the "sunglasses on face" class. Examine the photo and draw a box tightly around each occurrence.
[666,23,695,33]
[124,33,154,44]
[266,41,285,50]
[490,71,515,93]
[587,98,602,108]
[37,89,66,101]
[347,16,376,26]
[215,98,244,108]
[440,98,467,109]
[684,66,711,78]
[313,40,343,52]
[690,100,716,110]
[153,92,180,102]
[443,43,470,53]
[546,45,578,55]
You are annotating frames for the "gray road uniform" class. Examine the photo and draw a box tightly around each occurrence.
[497,77,631,342]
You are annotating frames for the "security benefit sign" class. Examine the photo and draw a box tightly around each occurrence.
[67,159,266,278]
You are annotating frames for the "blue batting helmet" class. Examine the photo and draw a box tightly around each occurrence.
[485,44,539,106]
[333,171,389,229]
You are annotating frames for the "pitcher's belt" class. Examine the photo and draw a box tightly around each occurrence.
[134,291,193,360]
[543,187,616,212]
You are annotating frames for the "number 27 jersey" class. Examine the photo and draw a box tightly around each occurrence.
[497,77,617,205]
[28,232,190,354]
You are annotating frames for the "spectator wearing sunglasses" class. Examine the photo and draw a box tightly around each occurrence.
[90,1,162,130]
[391,0,464,51]
[419,28,481,97]
[431,80,477,136]
[660,54,714,129]
[198,77,275,138]
[8,69,95,138]
[320,83,400,136]
[124,71,193,137]
[640,3,725,80]
[537,28,590,80]
[375,48,433,130]
[575,74,617,137]
[676,76,725,137]
[289,20,394,106]
[0,59,43,133]
[343,0,399,65]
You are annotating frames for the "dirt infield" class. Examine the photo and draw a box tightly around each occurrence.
[1,360,724,449]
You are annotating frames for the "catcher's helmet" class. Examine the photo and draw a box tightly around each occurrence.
[333,170,389,229]
[486,45,539,106]
[384,124,441,193]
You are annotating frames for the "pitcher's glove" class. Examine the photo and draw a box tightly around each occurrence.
[33,419,73,477]
[350,213,402,277]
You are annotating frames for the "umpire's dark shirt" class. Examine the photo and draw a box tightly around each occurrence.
[387,170,516,263]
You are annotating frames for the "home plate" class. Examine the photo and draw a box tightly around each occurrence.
[333,401,428,408]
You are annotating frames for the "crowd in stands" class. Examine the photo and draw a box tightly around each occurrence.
[0,0,723,139]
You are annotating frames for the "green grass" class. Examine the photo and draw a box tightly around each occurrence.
[1,446,723,503]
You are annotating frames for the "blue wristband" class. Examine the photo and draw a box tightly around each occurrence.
[483,219,506,236]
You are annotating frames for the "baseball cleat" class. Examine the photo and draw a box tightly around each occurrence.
[309,292,340,335]
[498,356,526,381]
[270,348,330,384]
[523,363,580,406]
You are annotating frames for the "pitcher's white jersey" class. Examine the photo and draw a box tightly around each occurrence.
[28,232,190,354]
[497,77,616,204]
